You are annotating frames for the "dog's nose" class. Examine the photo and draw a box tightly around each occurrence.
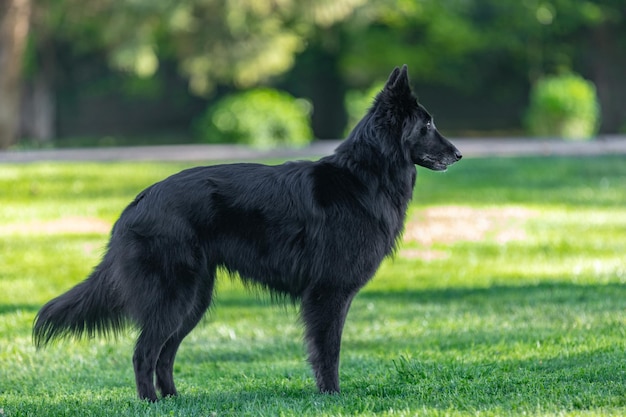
[454,149,463,160]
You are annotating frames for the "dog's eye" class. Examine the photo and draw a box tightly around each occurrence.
[426,121,432,129]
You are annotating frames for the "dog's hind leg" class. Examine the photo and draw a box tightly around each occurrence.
[301,285,356,393]
[155,270,216,398]
[133,324,178,402]
[131,267,206,401]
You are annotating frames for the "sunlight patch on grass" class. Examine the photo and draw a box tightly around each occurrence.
[405,205,536,246]
[0,217,112,236]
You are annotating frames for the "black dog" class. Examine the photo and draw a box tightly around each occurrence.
[33,65,461,401]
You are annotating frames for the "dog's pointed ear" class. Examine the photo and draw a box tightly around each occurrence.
[384,67,401,90]
[385,65,410,94]
[394,64,410,92]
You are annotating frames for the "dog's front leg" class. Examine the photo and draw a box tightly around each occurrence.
[301,286,356,393]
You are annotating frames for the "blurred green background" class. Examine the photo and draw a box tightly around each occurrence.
[1,0,625,149]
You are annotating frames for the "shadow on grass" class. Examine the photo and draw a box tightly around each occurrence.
[358,280,626,310]
[14,346,626,416]
[6,280,626,415]
[0,303,41,316]
[367,348,626,413]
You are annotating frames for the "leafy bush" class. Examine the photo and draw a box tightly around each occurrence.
[525,73,600,141]
[195,88,313,148]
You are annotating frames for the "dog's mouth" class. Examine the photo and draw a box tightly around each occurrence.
[415,156,459,172]
[431,163,450,172]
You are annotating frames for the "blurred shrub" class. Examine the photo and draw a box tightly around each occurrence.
[525,73,600,141]
[195,88,313,148]
[344,81,385,135]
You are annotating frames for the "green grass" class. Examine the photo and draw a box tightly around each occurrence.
[1,155,626,416]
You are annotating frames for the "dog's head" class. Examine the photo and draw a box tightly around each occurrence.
[376,65,462,171]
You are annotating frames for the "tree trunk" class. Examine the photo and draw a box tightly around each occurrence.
[19,41,56,143]
[283,33,348,140]
[0,0,32,149]
[590,23,626,134]
[306,48,347,139]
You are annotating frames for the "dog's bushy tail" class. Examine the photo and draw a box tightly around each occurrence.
[33,263,125,348]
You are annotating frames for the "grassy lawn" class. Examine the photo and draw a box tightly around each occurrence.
[1,154,625,416]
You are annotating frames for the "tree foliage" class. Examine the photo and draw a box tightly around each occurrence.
[2,0,623,147]
[340,0,622,88]
[30,0,368,95]
[22,0,626,97]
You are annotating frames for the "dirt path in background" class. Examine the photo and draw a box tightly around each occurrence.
[1,136,626,163]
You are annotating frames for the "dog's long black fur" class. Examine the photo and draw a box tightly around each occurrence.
[33,65,462,401]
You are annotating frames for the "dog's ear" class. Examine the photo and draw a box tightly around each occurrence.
[385,66,401,89]
[385,65,410,95]
[376,65,414,118]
